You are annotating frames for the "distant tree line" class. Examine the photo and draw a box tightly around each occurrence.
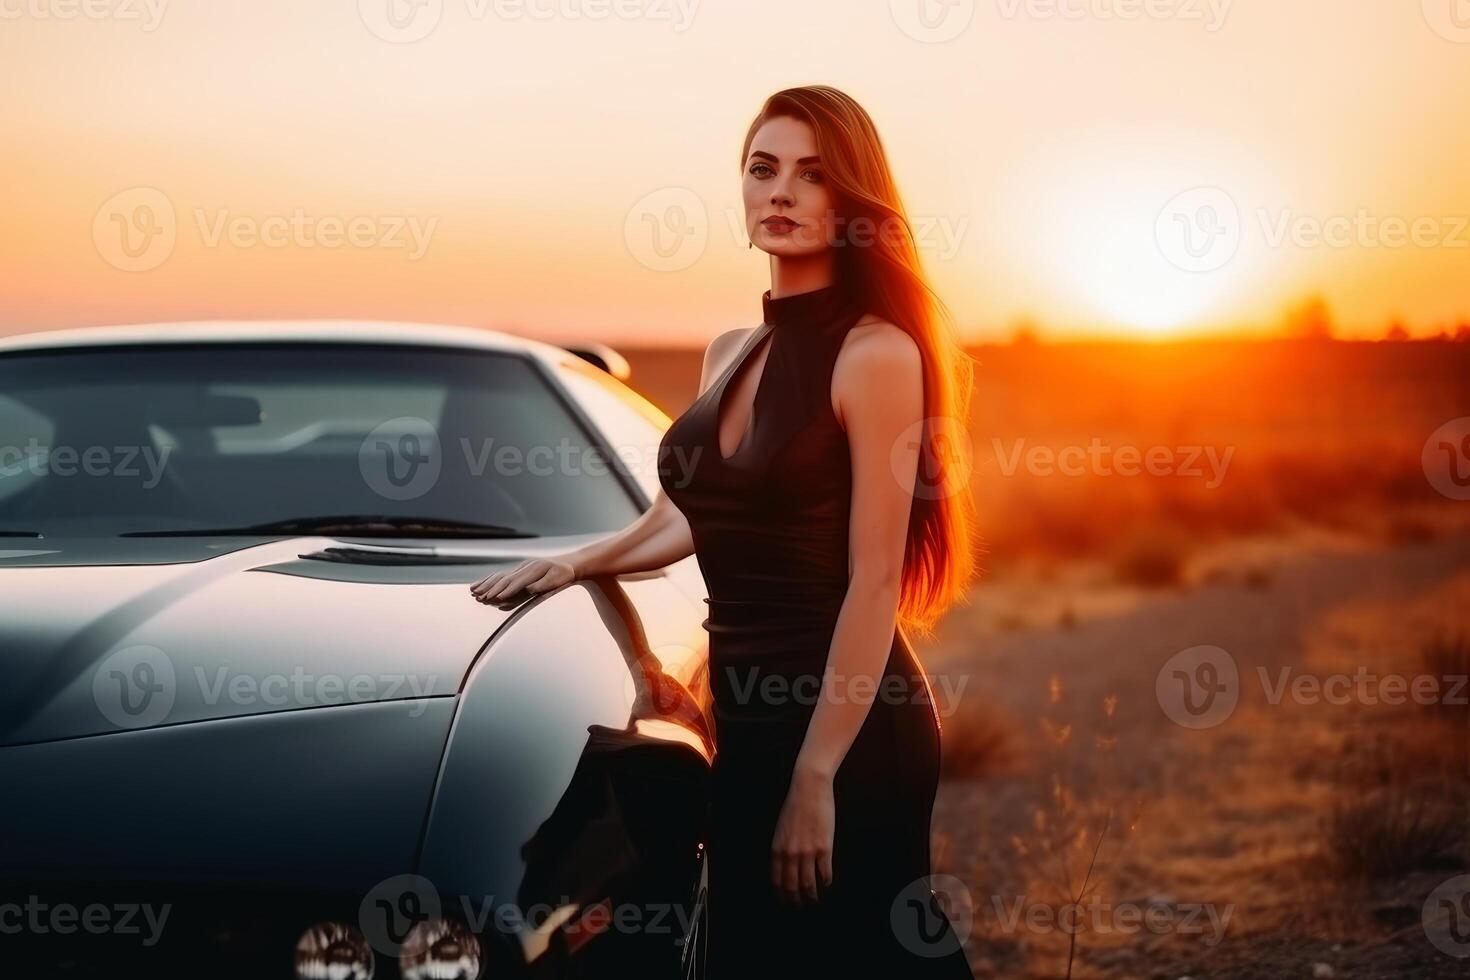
[1282,295,1469,342]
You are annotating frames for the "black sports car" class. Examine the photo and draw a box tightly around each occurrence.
[0,321,713,979]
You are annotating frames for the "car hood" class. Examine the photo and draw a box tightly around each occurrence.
[0,698,457,889]
[0,535,580,747]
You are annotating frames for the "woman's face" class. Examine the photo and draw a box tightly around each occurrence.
[743,115,838,258]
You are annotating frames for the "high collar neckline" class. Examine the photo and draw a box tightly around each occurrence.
[761,283,850,329]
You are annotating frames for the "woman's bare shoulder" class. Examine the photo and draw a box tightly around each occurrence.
[698,326,761,395]
[838,314,920,372]
[831,314,921,424]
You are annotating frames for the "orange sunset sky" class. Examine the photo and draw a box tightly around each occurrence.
[3,0,1468,344]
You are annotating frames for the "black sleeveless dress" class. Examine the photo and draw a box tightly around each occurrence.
[656,284,975,978]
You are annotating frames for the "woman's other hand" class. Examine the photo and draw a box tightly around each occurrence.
[469,556,578,604]
[770,764,836,905]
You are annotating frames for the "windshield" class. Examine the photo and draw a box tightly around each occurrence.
[0,344,642,538]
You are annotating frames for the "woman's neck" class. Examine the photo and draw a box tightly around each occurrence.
[768,253,836,299]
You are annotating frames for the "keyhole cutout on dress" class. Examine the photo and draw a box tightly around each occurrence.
[714,324,775,462]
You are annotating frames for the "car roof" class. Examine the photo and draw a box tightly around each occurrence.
[0,320,576,366]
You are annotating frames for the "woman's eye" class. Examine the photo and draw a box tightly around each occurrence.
[801,168,824,183]
[750,162,774,178]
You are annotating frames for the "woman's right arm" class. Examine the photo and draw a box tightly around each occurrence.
[469,327,753,604]
[569,486,694,578]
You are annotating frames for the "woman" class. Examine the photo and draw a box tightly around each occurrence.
[471,84,978,978]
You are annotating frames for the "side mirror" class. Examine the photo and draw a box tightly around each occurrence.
[562,343,631,382]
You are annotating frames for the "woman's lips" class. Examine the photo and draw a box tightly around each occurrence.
[761,217,799,233]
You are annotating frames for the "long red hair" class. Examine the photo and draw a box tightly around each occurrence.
[741,85,982,637]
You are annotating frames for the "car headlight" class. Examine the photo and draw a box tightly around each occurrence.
[400,918,482,980]
[294,921,375,980]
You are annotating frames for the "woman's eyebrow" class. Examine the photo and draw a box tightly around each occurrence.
[749,150,822,165]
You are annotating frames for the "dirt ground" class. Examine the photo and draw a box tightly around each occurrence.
[924,520,1470,980]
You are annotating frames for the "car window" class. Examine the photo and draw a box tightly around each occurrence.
[0,394,55,509]
[0,344,643,537]
[550,356,671,505]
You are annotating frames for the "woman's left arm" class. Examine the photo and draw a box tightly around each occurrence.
[769,320,925,906]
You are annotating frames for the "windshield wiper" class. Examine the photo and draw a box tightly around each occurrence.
[121,515,538,539]
[0,530,43,538]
